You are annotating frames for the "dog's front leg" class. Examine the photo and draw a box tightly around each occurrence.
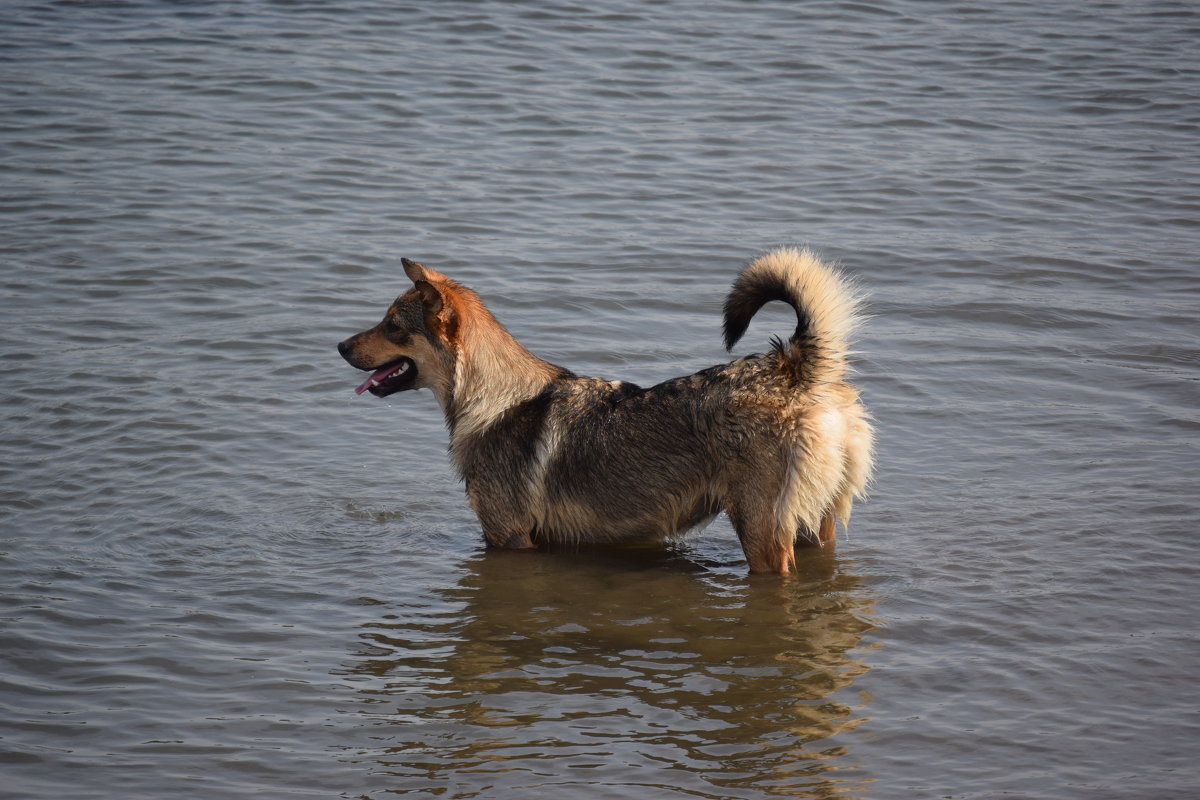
[470,501,537,550]
[484,527,536,550]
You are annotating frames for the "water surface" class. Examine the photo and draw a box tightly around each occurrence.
[2,1,1198,798]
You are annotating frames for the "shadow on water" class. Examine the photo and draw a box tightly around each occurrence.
[339,544,878,798]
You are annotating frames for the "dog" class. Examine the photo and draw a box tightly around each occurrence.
[338,248,873,574]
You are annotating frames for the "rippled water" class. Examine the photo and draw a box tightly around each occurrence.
[2,1,1198,798]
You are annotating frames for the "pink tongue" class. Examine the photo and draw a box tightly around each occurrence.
[354,361,407,395]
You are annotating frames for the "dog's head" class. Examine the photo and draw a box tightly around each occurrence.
[337,258,460,400]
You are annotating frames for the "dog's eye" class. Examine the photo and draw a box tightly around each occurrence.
[385,316,411,344]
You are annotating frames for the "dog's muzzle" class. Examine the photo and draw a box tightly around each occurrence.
[339,340,418,397]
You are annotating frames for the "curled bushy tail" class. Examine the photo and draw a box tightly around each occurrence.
[722,247,862,385]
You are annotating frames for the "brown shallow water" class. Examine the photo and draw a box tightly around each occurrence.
[2,1,1198,798]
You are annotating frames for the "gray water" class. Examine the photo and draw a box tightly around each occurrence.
[2,1,1198,798]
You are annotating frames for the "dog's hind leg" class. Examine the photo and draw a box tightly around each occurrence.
[726,475,799,574]
[730,514,797,574]
[818,512,837,544]
[727,435,847,572]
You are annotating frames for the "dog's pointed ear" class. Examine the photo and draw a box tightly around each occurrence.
[413,279,443,315]
[403,257,451,285]
[402,258,457,338]
[402,257,427,284]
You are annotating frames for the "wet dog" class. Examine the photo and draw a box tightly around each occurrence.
[338,248,872,574]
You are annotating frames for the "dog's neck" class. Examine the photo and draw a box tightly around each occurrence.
[439,311,562,453]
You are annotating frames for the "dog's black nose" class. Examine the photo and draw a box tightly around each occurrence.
[337,340,351,357]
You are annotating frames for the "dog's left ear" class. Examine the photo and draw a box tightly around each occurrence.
[402,258,458,337]
[402,257,452,285]
[412,279,444,316]
[402,257,428,284]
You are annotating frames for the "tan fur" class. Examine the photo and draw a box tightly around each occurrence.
[339,249,873,575]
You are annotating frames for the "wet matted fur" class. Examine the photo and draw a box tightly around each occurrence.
[338,248,873,574]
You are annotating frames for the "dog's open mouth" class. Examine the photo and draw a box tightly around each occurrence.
[355,357,417,397]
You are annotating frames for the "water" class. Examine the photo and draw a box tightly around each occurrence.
[2,1,1198,797]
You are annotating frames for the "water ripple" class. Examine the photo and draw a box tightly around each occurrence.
[1,0,1198,798]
